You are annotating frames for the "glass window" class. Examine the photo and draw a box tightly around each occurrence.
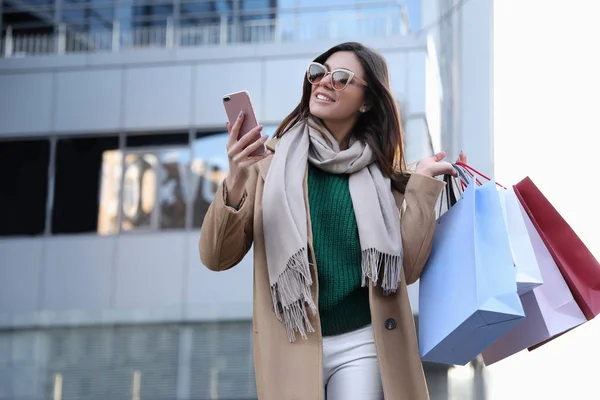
[130,2,174,28]
[239,0,276,42]
[2,1,55,36]
[61,5,86,27]
[100,127,280,235]
[116,0,174,47]
[241,0,275,20]
[126,132,189,148]
[117,147,191,232]
[403,0,420,32]
[180,0,218,23]
[53,136,119,234]
[120,152,159,231]
[60,0,114,52]
[179,0,224,46]
[191,126,276,229]
[191,133,229,228]
[190,322,256,398]
[61,0,115,30]
[0,139,50,236]
[158,148,191,230]
[88,4,115,32]
[276,0,416,40]
[97,149,122,235]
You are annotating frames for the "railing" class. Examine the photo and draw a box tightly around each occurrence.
[0,5,411,58]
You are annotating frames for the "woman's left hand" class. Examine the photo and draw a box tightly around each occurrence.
[415,151,468,177]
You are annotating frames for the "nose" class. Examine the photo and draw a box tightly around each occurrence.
[319,72,333,88]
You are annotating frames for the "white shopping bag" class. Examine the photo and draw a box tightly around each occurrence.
[481,196,586,365]
[497,187,543,295]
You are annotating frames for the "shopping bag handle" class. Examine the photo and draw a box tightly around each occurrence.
[455,161,507,189]
[438,171,461,218]
[453,164,475,190]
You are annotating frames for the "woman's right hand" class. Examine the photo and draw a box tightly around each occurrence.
[224,112,269,207]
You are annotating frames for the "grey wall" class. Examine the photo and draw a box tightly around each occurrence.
[0,232,254,328]
[0,37,433,138]
[0,36,432,329]
[0,232,420,328]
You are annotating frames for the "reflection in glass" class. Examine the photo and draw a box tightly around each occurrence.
[121,153,159,231]
[191,133,230,228]
[159,149,191,230]
[97,150,122,235]
[61,0,115,34]
[98,128,277,233]
[98,146,192,233]
[191,127,276,228]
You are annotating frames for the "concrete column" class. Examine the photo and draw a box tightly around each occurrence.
[176,327,193,400]
[424,364,450,400]
[457,0,494,176]
[54,0,63,33]
[472,357,487,399]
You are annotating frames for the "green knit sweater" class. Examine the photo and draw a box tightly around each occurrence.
[307,163,371,336]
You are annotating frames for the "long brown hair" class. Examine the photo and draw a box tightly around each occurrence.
[274,42,410,193]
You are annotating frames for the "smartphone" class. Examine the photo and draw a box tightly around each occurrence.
[223,90,266,157]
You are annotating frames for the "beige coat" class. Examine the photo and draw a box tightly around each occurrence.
[199,138,445,400]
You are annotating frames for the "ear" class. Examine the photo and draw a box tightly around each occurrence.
[359,104,371,113]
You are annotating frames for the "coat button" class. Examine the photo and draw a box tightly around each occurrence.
[385,318,397,330]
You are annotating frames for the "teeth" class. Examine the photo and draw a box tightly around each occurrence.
[317,94,333,102]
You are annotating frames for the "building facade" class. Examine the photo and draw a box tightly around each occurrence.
[0,0,493,399]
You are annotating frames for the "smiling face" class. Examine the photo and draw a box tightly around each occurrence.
[308,51,368,125]
[276,42,409,190]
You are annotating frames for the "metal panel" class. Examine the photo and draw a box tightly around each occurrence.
[54,69,123,133]
[124,65,193,131]
[0,73,54,135]
[189,321,256,399]
[0,323,258,400]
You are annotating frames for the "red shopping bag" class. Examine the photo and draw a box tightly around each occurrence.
[514,177,600,321]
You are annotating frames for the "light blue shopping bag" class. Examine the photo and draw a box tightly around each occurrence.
[418,179,525,365]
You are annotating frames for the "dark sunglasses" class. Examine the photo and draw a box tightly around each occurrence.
[306,62,368,91]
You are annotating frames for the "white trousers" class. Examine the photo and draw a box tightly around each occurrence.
[322,324,384,400]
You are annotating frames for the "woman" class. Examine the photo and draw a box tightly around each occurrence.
[200,42,463,400]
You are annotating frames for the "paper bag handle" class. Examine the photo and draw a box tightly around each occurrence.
[455,161,507,189]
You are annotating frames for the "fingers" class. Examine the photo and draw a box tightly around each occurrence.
[447,163,458,177]
[432,161,457,177]
[227,124,264,160]
[226,111,245,148]
[432,151,447,162]
[456,150,468,164]
[239,152,270,168]
[234,134,269,163]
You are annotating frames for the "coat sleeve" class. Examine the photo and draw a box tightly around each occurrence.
[394,173,445,285]
[198,164,258,271]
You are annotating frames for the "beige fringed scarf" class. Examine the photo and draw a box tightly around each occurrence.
[262,119,403,342]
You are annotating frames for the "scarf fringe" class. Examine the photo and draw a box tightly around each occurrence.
[270,248,317,342]
[361,248,403,295]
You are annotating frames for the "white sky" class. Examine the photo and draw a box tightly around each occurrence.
[487,1,600,398]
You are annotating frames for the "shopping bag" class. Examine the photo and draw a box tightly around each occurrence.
[419,179,525,366]
[455,163,543,294]
[497,188,543,295]
[481,194,586,365]
[514,177,600,320]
